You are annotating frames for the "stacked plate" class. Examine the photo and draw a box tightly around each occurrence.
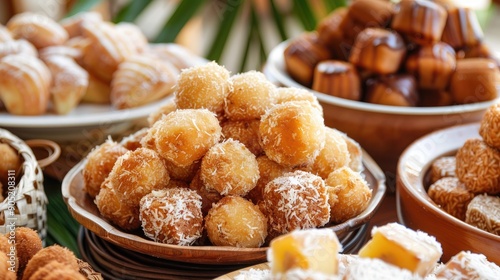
[78,225,368,280]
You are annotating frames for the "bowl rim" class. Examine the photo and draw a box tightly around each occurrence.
[61,146,386,264]
[396,122,500,241]
[265,40,500,115]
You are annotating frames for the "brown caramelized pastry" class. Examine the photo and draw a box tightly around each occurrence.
[284,33,331,86]
[0,39,37,59]
[405,42,456,91]
[449,58,500,104]
[429,156,456,184]
[418,89,454,107]
[0,24,13,43]
[391,0,447,45]
[428,177,474,221]
[0,54,51,115]
[455,138,500,195]
[442,7,483,50]
[316,7,350,60]
[7,12,68,49]
[339,0,394,44]
[464,43,500,68]
[364,74,419,106]
[110,54,178,109]
[465,194,500,235]
[312,60,361,101]
[81,21,138,82]
[44,55,89,114]
[349,28,406,75]
[479,103,500,150]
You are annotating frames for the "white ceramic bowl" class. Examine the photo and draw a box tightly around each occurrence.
[264,41,499,175]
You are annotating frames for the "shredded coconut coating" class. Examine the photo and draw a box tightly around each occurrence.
[341,132,364,172]
[110,54,178,109]
[480,103,500,150]
[221,119,264,156]
[225,70,277,121]
[107,148,170,207]
[263,170,330,234]
[163,158,200,182]
[260,101,326,167]
[205,196,268,248]
[174,61,232,113]
[147,101,177,126]
[275,86,323,116]
[83,138,128,198]
[465,194,500,235]
[140,188,203,245]
[344,257,423,280]
[245,155,292,205]
[304,127,351,179]
[429,156,456,184]
[435,251,500,279]
[119,127,148,151]
[95,179,141,231]
[455,138,500,195]
[325,166,372,223]
[427,177,474,221]
[151,108,222,167]
[201,138,260,196]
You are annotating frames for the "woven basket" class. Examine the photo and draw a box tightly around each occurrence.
[0,129,59,244]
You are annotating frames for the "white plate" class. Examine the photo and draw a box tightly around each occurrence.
[0,96,174,141]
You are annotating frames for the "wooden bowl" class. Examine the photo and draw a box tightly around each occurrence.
[264,41,498,174]
[396,122,500,265]
[62,150,386,265]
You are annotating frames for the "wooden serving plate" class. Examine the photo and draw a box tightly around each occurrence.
[62,149,386,265]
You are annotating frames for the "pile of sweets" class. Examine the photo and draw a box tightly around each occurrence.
[82,61,373,248]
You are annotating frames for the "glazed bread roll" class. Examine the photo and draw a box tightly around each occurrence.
[0,39,38,59]
[0,54,51,115]
[7,12,68,49]
[0,24,13,43]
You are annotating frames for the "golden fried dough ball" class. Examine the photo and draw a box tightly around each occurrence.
[0,234,9,254]
[0,253,16,280]
[108,148,170,207]
[7,12,68,49]
[245,155,292,205]
[119,127,148,151]
[205,196,268,248]
[147,101,177,126]
[340,132,364,172]
[456,138,500,195]
[201,139,259,196]
[221,119,263,156]
[263,170,330,234]
[13,227,42,274]
[224,71,277,121]
[260,101,326,167]
[304,127,350,179]
[275,87,323,115]
[189,171,222,216]
[325,166,372,223]
[0,143,21,186]
[140,188,203,245]
[82,139,128,198]
[174,61,232,114]
[28,260,85,280]
[22,245,79,280]
[479,103,500,149]
[148,108,222,167]
[163,158,200,182]
[94,179,141,231]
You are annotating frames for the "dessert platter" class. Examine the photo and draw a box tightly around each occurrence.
[397,102,500,265]
[62,61,386,268]
[264,0,500,172]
